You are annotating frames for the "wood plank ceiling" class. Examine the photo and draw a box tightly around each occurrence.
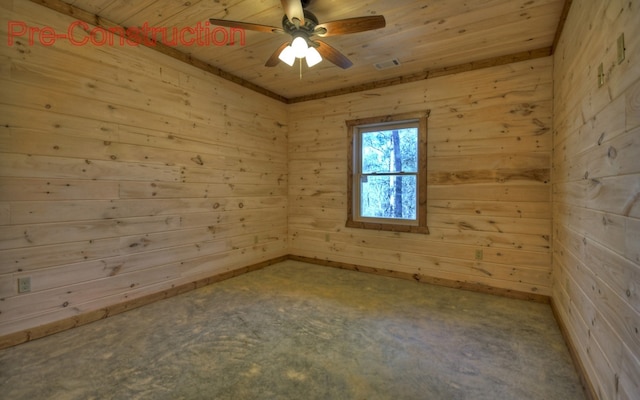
[56,0,566,101]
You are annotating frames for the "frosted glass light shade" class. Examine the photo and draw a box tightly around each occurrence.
[305,46,322,67]
[291,36,308,58]
[278,45,296,66]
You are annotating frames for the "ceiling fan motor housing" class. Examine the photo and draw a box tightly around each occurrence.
[282,10,323,43]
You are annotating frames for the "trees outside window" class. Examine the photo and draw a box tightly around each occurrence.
[346,111,429,234]
[360,127,417,220]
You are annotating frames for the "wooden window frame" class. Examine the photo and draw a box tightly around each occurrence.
[346,110,430,234]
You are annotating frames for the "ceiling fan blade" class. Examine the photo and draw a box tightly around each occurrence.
[281,0,305,24]
[209,19,283,34]
[314,40,353,69]
[315,15,386,37]
[265,42,290,67]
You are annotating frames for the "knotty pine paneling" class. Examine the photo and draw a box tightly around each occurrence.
[288,56,553,296]
[0,1,288,337]
[552,0,640,399]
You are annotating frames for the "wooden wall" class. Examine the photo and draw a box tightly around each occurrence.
[552,0,640,399]
[0,1,288,338]
[3,9,637,400]
[288,56,553,297]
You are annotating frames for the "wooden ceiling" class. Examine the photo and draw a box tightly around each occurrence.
[54,0,567,101]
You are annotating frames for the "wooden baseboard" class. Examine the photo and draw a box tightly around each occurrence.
[289,255,550,304]
[550,298,598,400]
[0,256,287,350]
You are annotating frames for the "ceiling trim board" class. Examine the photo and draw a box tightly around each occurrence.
[287,47,553,104]
[551,0,574,53]
[26,0,288,103]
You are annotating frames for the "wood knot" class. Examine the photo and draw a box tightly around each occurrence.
[191,155,204,165]
[109,265,123,276]
[458,221,475,230]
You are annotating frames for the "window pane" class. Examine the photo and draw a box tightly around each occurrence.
[361,128,418,174]
[360,175,417,220]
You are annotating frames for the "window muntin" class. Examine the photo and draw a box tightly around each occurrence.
[346,111,429,234]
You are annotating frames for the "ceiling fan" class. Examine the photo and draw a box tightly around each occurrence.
[208,0,386,69]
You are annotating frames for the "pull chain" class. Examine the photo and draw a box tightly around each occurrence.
[299,58,302,80]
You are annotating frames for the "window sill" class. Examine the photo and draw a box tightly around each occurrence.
[346,220,429,234]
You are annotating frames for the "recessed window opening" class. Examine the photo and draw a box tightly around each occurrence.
[346,111,429,234]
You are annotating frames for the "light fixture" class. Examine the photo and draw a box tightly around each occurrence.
[291,36,308,58]
[305,46,322,67]
[278,34,323,68]
[278,45,296,66]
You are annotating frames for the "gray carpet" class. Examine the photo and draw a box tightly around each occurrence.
[0,260,585,399]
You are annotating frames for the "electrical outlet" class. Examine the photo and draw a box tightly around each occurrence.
[475,249,483,261]
[617,33,625,64]
[18,277,31,293]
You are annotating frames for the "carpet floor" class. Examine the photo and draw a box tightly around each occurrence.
[0,260,586,399]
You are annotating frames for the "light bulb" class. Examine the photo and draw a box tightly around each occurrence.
[291,36,308,58]
[278,45,296,66]
[305,46,322,67]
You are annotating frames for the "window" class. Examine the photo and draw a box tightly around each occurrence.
[346,111,429,234]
